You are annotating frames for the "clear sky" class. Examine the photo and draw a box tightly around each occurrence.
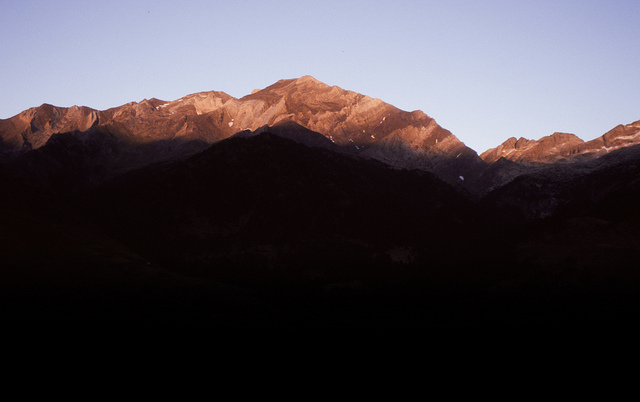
[1,0,639,153]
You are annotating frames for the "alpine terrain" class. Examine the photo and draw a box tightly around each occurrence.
[2,76,640,335]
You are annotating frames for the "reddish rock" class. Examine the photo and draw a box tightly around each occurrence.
[481,121,640,164]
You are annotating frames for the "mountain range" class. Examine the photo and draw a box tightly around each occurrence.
[0,76,487,188]
[2,76,640,333]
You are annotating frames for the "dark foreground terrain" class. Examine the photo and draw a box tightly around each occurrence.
[2,130,640,338]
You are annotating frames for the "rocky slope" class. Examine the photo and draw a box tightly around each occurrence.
[481,120,640,164]
[0,76,484,187]
[3,77,640,331]
[3,76,640,191]
[87,132,477,283]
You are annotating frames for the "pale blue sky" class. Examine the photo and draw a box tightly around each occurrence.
[1,0,639,152]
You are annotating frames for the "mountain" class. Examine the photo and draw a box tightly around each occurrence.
[3,76,640,187]
[3,77,640,333]
[0,103,100,153]
[0,76,484,188]
[1,129,495,332]
[87,132,477,284]
[481,120,640,164]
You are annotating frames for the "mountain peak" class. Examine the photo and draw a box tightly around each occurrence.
[0,76,482,187]
[300,75,327,85]
[262,75,329,93]
[481,122,640,164]
[481,132,584,164]
[548,132,582,143]
[295,75,321,84]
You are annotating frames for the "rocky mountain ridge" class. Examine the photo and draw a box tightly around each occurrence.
[3,78,640,331]
[3,76,639,197]
[481,120,640,164]
[0,76,484,187]
[4,76,640,173]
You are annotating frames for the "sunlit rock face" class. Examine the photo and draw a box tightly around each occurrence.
[481,120,640,164]
[232,76,459,153]
[3,76,640,176]
[0,104,99,153]
[6,75,640,191]
[4,78,640,331]
[230,76,485,184]
[1,76,466,150]
[0,76,483,185]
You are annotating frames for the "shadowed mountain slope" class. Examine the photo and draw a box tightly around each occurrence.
[3,125,640,332]
[86,132,478,285]
[0,76,484,188]
[3,76,640,196]
[3,78,640,332]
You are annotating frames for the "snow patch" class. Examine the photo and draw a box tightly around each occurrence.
[371,135,375,139]
[228,121,234,127]
[459,176,464,181]
[613,132,640,141]
[581,146,616,155]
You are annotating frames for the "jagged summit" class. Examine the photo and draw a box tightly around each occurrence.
[481,120,640,164]
[4,76,639,189]
[243,75,329,99]
[282,74,325,87]
[296,74,322,83]
[4,77,640,332]
[0,76,483,186]
[481,132,583,164]
[273,74,326,87]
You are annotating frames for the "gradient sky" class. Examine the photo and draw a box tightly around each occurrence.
[1,0,639,152]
